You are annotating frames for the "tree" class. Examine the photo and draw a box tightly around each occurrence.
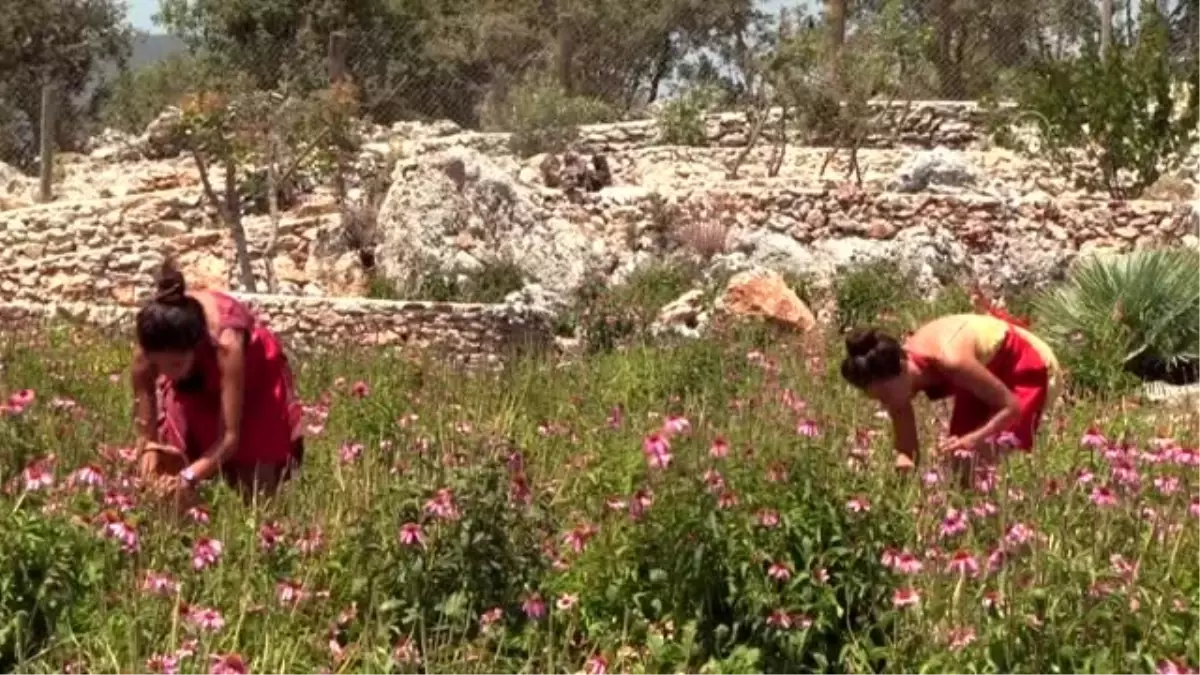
[0,0,131,167]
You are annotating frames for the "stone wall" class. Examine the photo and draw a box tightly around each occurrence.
[0,294,555,365]
[401,100,1007,157]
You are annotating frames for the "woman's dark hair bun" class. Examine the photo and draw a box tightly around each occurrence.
[153,258,188,305]
[844,328,880,358]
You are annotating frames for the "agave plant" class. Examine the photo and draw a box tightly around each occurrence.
[1033,247,1200,384]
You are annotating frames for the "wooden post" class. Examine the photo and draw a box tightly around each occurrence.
[1099,0,1113,57]
[38,83,57,203]
[328,31,347,85]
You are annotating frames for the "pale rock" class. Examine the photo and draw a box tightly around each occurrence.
[716,268,816,332]
[652,289,709,339]
[142,107,185,160]
[893,147,979,193]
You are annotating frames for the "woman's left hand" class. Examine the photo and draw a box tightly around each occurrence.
[938,434,982,457]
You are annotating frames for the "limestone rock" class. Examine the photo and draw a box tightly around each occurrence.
[375,146,607,295]
[652,289,709,339]
[717,268,816,332]
[893,147,979,193]
[142,107,185,160]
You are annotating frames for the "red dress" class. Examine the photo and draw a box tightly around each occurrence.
[908,312,1054,451]
[156,292,303,467]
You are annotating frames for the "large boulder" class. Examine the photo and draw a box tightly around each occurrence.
[716,268,816,332]
[892,146,979,193]
[374,146,610,295]
[142,107,185,160]
[652,289,709,339]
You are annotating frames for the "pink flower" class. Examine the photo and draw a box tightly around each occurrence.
[67,465,106,489]
[1110,553,1138,581]
[99,512,139,552]
[796,419,821,437]
[522,593,546,620]
[276,579,307,606]
[846,496,871,513]
[1190,497,1199,518]
[141,571,179,596]
[1090,484,1118,507]
[351,380,370,398]
[1157,659,1199,675]
[104,489,136,512]
[813,567,829,584]
[893,552,924,575]
[1076,469,1095,485]
[971,501,998,519]
[1004,522,1034,549]
[480,607,504,628]
[186,605,225,632]
[209,654,247,675]
[1081,427,1108,448]
[946,626,976,652]
[562,523,597,554]
[584,655,609,675]
[986,547,1007,573]
[756,509,780,528]
[259,521,285,551]
[338,442,363,464]
[629,489,654,520]
[709,437,730,459]
[21,460,54,492]
[892,587,920,607]
[880,548,898,567]
[393,634,422,662]
[556,593,579,611]
[7,388,35,410]
[995,431,1019,449]
[147,654,180,674]
[939,508,969,537]
[717,489,739,509]
[192,537,224,571]
[643,433,673,469]
[922,470,941,486]
[703,469,725,492]
[767,609,793,629]
[1154,476,1180,495]
[398,522,425,547]
[1171,447,1199,466]
[662,415,691,435]
[946,550,979,576]
[767,562,792,581]
[186,506,210,524]
[424,488,461,521]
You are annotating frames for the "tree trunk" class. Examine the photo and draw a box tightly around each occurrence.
[556,0,574,95]
[263,135,281,294]
[827,0,847,77]
[223,160,257,293]
[934,0,966,99]
[647,35,673,104]
[1100,0,1113,56]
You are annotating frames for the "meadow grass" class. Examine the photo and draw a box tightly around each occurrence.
[0,320,1196,674]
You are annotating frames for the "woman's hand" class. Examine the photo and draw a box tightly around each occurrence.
[938,433,983,457]
[894,453,917,472]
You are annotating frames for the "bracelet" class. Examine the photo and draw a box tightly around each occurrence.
[179,467,198,487]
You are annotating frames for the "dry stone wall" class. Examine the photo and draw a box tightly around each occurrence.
[0,294,554,365]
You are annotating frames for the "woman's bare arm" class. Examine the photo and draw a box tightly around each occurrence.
[938,330,1020,444]
[131,347,158,444]
[889,401,921,466]
[183,329,246,483]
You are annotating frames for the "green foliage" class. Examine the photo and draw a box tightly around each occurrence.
[0,510,111,671]
[657,87,722,147]
[1033,248,1200,387]
[1010,7,1200,199]
[0,0,131,165]
[96,53,211,133]
[372,258,528,304]
[502,78,618,158]
[832,259,919,334]
[575,261,704,353]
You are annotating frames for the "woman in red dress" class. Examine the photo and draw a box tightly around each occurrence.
[132,260,303,502]
[839,308,1061,482]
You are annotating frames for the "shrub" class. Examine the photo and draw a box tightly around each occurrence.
[1033,247,1200,387]
[832,259,919,334]
[96,53,213,133]
[1008,10,1199,199]
[656,87,721,147]
[576,261,704,353]
[502,77,618,158]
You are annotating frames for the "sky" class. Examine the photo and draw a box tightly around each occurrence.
[124,0,800,32]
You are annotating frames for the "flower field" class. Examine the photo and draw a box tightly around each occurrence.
[0,322,1197,674]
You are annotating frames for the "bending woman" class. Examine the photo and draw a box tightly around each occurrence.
[132,260,303,502]
[839,312,1061,475]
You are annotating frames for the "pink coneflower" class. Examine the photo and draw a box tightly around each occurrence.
[522,593,546,620]
[922,470,941,486]
[186,605,225,632]
[1157,659,1199,674]
[480,607,504,628]
[104,489,137,512]
[276,579,307,606]
[1090,484,1118,507]
[643,433,673,469]
[813,567,829,584]
[1004,522,1035,549]
[709,437,730,458]
[259,521,285,551]
[209,653,247,675]
[1081,427,1108,448]
[629,489,654,520]
[971,501,998,519]
[717,489,739,509]
[351,380,370,398]
[846,496,871,513]
[141,571,179,596]
[767,561,792,581]
[100,512,139,552]
[1190,497,1199,518]
[893,552,924,575]
[338,442,363,464]
[939,509,969,537]
[946,550,980,576]
[703,469,725,493]
[663,415,691,435]
[756,508,780,528]
[584,655,609,675]
[7,389,35,410]
[973,468,997,492]
[556,593,579,611]
[186,507,210,524]
[946,626,977,652]
[892,587,921,607]
[1110,553,1138,581]
[767,609,793,629]
[21,460,54,492]
[796,419,821,437]
[562,523,597,554]
[1154,476,1180,495]
[67,464,106,489]
[147,654,179,674]
[398,522,425,547]
[1076,468,1095,485]
[424,488,461,521]
[995,431,1020,449]
[192,537,224,571]
[1171,447,1199,467]
[607,405,623,429]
